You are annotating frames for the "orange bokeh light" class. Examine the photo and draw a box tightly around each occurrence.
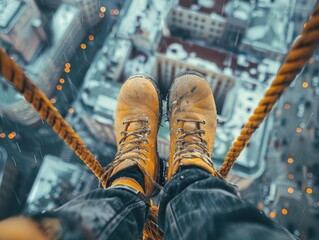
[281,208,288,215]
[89,35,94,41]
[306,187,313,194]
[302,82,309,88]
[288,187,294,194]
[8,132,16,139]
[59,78,65,84]
[288,158,294,164]
[113,9,119,15]
[81,43,87,49]
[56,85,62,91]
[100,6,106,13]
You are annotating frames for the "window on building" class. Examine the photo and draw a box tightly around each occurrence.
[200,25,204,29]
[195,17,199,21]
[202,19,206,22]
[194,23,198,27]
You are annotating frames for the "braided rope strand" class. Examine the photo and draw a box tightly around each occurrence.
[219,5,319,177]
[0,48,105,181]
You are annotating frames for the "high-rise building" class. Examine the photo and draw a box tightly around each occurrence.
[116,0,175,51]
[167,0,251,48]
[240,0,296,60]
[63,0,101,28]
[0,0,46,63]
[0,4,85,125]
[97,37,133,82]
[0,147,19,219]
[25,155,97,213]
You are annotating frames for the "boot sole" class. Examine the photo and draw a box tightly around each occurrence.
[126,75,163,196]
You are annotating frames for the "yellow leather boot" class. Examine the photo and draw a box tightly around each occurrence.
[100,75,162,197]
[167,71,222,181]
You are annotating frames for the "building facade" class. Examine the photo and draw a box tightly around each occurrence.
[0,3,85,125]
[153,36,235,116]
[0,0,46,63]
[63,0,101,28]
[0,147,19,219]
[167,0,251,48]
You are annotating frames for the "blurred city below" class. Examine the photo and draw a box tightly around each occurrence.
[0,0,319,239]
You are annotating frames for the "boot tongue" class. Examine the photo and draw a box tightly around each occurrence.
[127,121,143,133]
[182,122,200,142]
[124,121,146,147]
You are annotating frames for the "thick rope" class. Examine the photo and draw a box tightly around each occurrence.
[0,48,162,239]
[0,48,105,181]
[219,4,319,177]
[1,5,318,239]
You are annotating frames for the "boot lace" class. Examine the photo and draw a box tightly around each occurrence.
[173,118,218,175]
[99,119,161,189]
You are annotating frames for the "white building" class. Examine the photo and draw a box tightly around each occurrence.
[116,0,175,51]
[167,0,251,48]
[240,0,296,60]
[0,0,47,63]
[98,37,133,82]
[63,0,101,28]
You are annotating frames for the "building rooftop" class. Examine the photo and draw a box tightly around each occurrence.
[117,0,173,43]
[0,0,25,31]
[243,0,295,55]
[178,0,229,17]
[124,48,155,78]
[51,4,80,45]
[158,36,261,79]
[25,155,97,213]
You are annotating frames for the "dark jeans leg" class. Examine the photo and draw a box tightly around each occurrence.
[31,186,149,240]
[158,168,295,240]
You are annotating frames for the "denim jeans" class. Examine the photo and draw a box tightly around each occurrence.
[33,168,295,240]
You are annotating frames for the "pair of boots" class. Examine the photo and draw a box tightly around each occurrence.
[100,71,222,197]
